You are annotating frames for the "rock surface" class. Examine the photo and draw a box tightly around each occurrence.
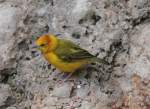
[0,0,150,109]
[0,84,11,107]
[0,1,21,76]
[52,83,73,98]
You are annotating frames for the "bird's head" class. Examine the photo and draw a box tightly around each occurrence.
[35,34,58,53]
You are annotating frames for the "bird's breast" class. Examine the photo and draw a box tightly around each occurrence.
[44,52,87,72]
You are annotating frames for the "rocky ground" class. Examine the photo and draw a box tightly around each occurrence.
[0,0,150,109]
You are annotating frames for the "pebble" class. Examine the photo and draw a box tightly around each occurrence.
[52,83,73,98]
[76,85,89,98]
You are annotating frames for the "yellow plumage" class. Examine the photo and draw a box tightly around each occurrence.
[44,52,87,72]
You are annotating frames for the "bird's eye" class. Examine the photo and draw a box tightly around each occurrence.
[40,44,46,47]
[40,42,48,47]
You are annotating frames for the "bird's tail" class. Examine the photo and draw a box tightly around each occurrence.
[91,57,109,65]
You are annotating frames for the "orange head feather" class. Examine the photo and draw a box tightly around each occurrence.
[35,34,58,53]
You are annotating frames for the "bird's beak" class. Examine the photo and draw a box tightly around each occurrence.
[34,41,41,50]
[33,45,41,50]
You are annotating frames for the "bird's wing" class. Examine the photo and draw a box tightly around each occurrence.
[54,39,94,62]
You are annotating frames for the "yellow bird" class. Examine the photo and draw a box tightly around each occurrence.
[35,34,108,73]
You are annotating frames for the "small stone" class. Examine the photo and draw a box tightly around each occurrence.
[36,5,49,17]
[76,85,89,98]
[80,101,95,109]
[52,83,73,98]
[72,0,92,21]
[32,77,36,81]
[77,85,81,89]
[43,106,56,109]
[7,106,17,109]
[42,96,58,106]
[94,102,108,109]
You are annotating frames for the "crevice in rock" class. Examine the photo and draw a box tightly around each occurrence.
[78,11,101,25]
[0,96,16,109]
[0,68,17,83]
[128,11,150,27]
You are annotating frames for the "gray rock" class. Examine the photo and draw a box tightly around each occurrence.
[43,106,56,109]
[79,101,95,109]
[42,96,58,106]
[94,102,109,109]
[128,0,150,21]
[76,85,89,98]
[71,0,92,22]
[52,83,73,98]
[124,23,150,79]
[0,84,11,107]
[0,3,20,71]
[7,106,17,109]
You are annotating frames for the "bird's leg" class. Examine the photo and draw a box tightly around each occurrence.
[76,69,86,79]
[64,72,74,82]
[59,72,67,78]
[56,72,74,84]
[61,72,75,82]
